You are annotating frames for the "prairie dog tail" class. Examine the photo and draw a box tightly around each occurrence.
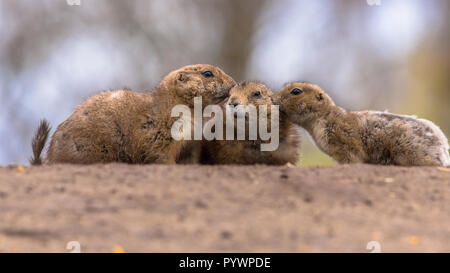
[30,119,51,165]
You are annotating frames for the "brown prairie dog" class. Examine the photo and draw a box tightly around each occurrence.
[272,82,450,166]
[30,64,236,165]
[201,81,300,165]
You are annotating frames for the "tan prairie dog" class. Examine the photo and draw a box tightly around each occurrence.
[272,82,450,166]
[30,64,236,165]
[200,81,300,165]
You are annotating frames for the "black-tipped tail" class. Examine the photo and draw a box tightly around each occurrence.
[30,119,51,165]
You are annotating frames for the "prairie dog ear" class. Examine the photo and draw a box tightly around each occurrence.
[176,72,186,82]
[316,93,323,101]
[171,72,182,88]
[175,72,205,97]
[175,72,191,89]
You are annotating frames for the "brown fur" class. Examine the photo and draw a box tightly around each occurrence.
[41,64,235,164]
[29,119,51,165]
[201,82,300,165]
[272,82,450,166]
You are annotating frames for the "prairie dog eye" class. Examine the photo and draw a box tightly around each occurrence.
[252,90,261,97]
[291,88,303,95]
[202,71,214,78]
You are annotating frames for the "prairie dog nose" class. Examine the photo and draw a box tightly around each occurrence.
[228,97,241,107]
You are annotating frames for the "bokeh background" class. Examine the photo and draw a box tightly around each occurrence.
[0,0,449,166]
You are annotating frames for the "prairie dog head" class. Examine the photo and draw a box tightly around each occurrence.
[226,81,273,117]
[227,81,272,107]
[272,82,334,125]
[164,64,236,107]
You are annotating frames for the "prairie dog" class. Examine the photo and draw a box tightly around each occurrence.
[201,81,299,165]
[31,64,236,165]
[272,82,450,166]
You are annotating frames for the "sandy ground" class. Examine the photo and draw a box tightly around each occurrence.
[0,163,449,253]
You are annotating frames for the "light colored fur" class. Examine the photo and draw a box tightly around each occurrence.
[273,82,450,166]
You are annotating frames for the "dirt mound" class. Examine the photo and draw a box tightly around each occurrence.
[0,164,449,252]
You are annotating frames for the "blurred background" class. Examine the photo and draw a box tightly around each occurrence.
[0,0,449,166]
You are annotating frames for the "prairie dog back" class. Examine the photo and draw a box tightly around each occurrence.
[360,111,450,166]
